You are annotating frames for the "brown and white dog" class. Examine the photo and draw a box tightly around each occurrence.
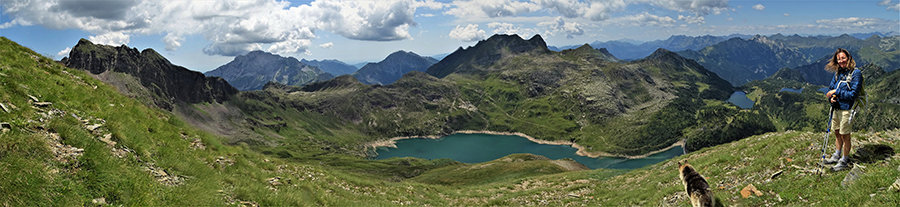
[678,161,715,207]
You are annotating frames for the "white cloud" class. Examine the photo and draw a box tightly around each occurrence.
[487,22,537,37]
[604,12,677,27]
[815,17,899,30]
[163,33,184,51]
[203,42,263,57]
[537,17,583,39]
[412,0,447,10]
[449,24,486,42]
[535,0,627,21]
[445,0,542,19]
[57,47,72,58]
[1,0,440,56]
[678,15,705,25]
[753,4,765,11]
[784,13,790,17]
[637,0,730,16]
[879,0,900,11]
[418,13,436,17]
[666,17,899,36]
[89,32,130,46]
[268,39,313,55]
[319,42,334,49]
[727,17,734,21]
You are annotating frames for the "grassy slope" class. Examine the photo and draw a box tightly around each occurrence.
[4,36,898,206]
[0,37,465,206]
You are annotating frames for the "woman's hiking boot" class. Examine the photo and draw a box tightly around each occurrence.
[831,160,850,172]
[824,154,840,164]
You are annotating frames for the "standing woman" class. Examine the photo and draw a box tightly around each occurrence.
[823,48,862,171]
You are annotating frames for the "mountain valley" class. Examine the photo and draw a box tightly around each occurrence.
[1,32,899,206]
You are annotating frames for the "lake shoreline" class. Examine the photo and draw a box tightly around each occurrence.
[366,130,685,159]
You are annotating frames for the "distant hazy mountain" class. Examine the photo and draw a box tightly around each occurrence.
[430,53,450,61]
[679,34,899,86]
[850,32,899,40]
[351,62,369,69]
[206,51,334,91]
[551,34,749,60]
[301,59,358,75]
[351,50,438,85]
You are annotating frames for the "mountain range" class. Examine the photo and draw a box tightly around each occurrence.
[205,51,334,91]
[4,33,900,206]
[678,34,900,86]
[351,50,438,85]
[552,34,752,60]
[237,34,736,156]
[300,58,358,76]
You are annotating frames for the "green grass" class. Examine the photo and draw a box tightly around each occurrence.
[4,36,899,206]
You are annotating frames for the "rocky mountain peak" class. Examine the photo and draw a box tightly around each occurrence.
[425,34,550,78]
[645,48,680,60]
[351,50,438,85]
[63,39,238,110]
[562,44,622,63]
[206,50,333,91]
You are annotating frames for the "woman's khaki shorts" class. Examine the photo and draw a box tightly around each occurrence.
[831,109,852,135]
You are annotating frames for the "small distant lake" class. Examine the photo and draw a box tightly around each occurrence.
[372,133,683,170]
[779,87,803,93]
[726,91,754,109]
[818,87,829,94]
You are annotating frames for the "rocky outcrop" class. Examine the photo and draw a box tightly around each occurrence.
[63,38,238,110]
[206,51,334,91]
[425,34,551,78]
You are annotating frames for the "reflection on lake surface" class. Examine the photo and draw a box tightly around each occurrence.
[779,87,803,93]
[372,133,683,170]
[726,91,754,109]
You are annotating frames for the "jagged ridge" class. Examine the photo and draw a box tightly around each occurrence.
[63,38,238,110]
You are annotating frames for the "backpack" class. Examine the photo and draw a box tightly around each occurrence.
[835,68,867,123]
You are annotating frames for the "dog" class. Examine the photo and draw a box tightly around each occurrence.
[678,161,715,207]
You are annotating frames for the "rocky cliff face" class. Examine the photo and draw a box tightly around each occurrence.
[63,38,238,110]
[425,34,551,78]
[351,50,438,85]
[206,51,334,91]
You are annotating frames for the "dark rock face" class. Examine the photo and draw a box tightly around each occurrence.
[351,50,438,85]
[206,51,334,91]
[64,38,238,110]
[426,34,551,78]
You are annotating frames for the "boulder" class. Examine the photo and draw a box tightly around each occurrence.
[841,165,865,188]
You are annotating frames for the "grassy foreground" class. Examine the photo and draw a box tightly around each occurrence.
[2,37,899,206]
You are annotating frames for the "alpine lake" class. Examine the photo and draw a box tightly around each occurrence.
[372,133,684,170]
[373,89,808,169]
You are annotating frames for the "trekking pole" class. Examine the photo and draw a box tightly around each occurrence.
[819,106,834,176]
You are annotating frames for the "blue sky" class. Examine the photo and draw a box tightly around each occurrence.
[2,0,898,72]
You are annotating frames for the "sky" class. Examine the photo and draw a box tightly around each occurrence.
[2,0,898,73]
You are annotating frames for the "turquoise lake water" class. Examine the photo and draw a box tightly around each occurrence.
[779,87,804,93]
[726,91,754,109]
[372,133,684,170]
